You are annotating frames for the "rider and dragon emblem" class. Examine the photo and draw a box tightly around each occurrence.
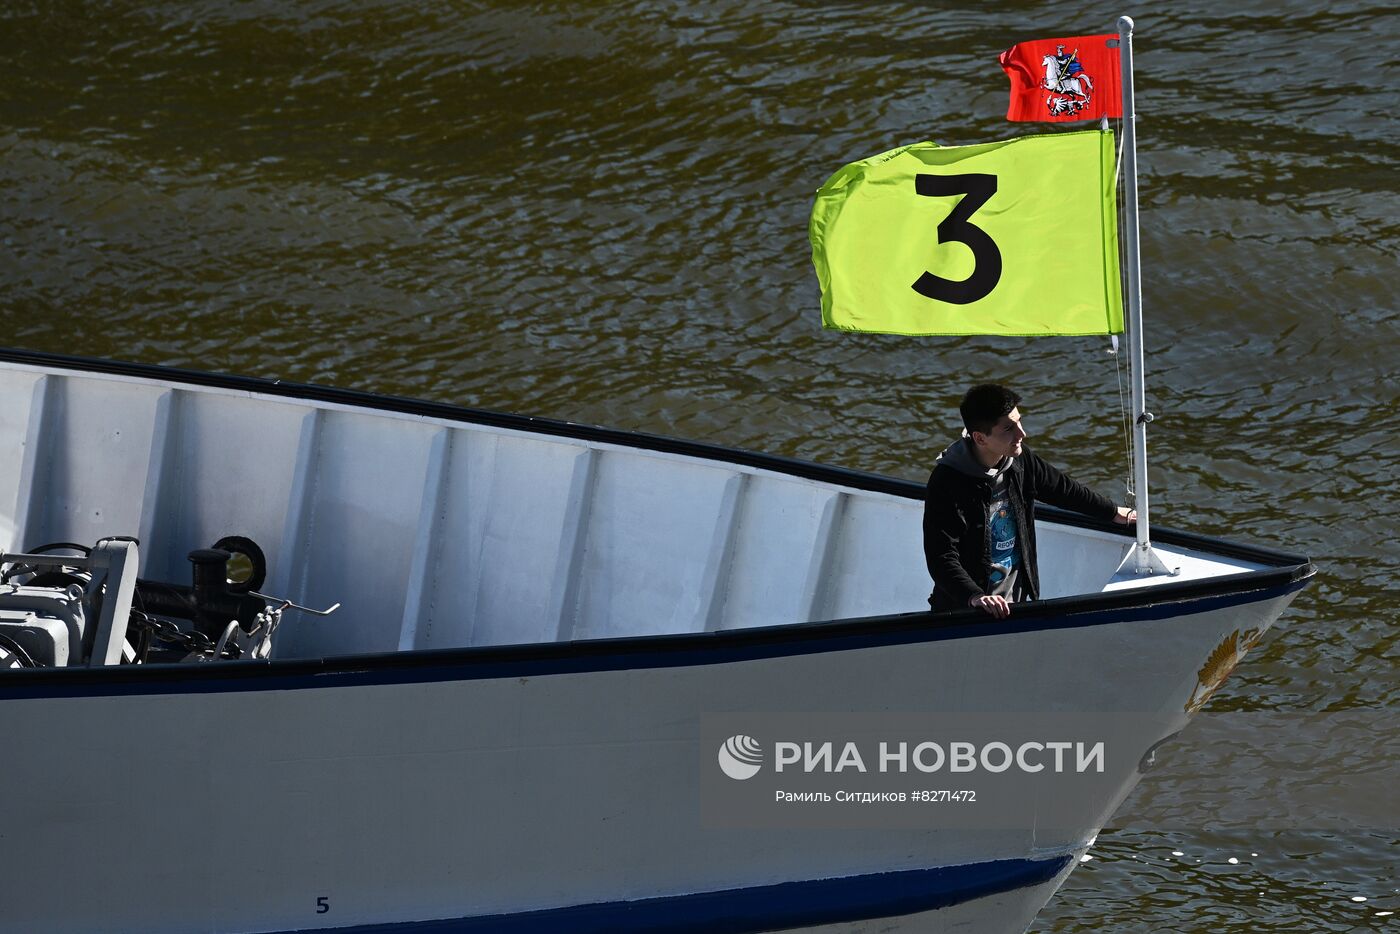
[1042,45,1094,117]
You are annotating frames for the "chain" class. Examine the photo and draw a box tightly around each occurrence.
[128,612,222,657]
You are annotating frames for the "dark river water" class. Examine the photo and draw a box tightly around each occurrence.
[2,2,1395,930]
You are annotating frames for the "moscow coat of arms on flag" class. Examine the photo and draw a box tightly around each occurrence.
[999,34,1123,122]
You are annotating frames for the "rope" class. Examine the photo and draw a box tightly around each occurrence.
[1111,114,1135,502]
[1110,334,1134,501]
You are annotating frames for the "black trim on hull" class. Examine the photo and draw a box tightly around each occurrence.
[0,573,1310,699]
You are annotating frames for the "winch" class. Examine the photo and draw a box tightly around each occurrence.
[0,536,337,668]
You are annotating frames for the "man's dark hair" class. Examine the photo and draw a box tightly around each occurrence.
[960,384,1021,436]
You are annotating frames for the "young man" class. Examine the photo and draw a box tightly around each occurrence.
[923,384,1135,618]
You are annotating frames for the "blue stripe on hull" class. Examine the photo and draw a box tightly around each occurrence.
[282,855,1073,933]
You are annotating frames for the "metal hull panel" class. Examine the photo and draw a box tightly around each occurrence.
[1,588,1298,934]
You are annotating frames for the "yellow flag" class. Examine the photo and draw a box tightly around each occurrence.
[810,129,1123,335]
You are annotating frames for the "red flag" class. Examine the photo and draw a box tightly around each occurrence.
[999,34,1122,122]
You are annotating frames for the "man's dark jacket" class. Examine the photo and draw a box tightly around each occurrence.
[923,441,1117,612]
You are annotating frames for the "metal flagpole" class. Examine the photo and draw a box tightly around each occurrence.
[1115,15,1174,577]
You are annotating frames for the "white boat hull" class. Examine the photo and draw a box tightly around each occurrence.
[3,586,1301,933]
